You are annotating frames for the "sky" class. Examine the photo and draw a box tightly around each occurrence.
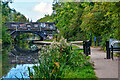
[8,0,53,22]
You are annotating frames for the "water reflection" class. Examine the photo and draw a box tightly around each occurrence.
[9,40,40,64]
[2,64,35,78]
[2,34,44,78]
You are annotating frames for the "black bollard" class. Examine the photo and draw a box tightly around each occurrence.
[111,45,114,60]
[83,41,86,55]
[106,41,110,59]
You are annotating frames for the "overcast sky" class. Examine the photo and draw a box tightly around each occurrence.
[9,0,53,22]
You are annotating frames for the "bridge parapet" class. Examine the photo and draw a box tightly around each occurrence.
[6,22,56,31]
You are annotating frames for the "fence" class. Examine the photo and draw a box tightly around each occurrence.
[71,40,91,56]
[106,40,120,60]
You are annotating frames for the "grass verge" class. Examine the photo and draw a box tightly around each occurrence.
[62,50,97,79]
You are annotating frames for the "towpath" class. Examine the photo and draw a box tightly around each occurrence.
[73,44,119,79]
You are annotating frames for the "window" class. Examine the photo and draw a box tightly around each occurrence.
[44,23,46,27]
[27,25,31,27]
[11,24,18,27]
[50,25,53,29]
[41,23,44,27]
[20,24,26,28]
[34,24,38,27]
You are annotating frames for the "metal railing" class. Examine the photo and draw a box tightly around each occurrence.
[106,40,120,60]
[71,40,91,56]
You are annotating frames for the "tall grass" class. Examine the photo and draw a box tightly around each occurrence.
[28,37,97,79]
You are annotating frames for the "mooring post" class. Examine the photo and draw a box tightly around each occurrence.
[71,44,72,50]
[111,45,114,60]
[86,41,88,56]
[83,41,86,55]
[83,41,88,56]
[106,41,110,59]
[86,41,89,56]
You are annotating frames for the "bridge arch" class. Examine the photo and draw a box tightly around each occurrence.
[11,31,47,41]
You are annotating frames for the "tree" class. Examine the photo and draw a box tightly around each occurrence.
[2,1,28,44]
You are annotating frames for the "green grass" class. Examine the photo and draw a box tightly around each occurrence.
[62,50,97,79]
[72,45,83,53]
[63,66,97,79]
[44,39,53,42]
[61,45,96,79]
[72,45,80,49]
[113,52,120,57]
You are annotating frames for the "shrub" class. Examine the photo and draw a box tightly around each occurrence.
[28,37,97,79]
[28,37,72,79]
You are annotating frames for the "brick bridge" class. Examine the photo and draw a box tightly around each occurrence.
[6,22,58,40]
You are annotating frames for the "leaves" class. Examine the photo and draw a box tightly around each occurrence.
[2,1,28,44]
[37,2,120,46]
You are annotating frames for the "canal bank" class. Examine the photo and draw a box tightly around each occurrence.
[1,40,46,78]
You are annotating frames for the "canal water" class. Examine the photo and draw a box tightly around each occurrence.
[1,34,46,79]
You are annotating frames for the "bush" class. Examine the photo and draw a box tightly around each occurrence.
[28,37,72,79]
[28,37,97,79]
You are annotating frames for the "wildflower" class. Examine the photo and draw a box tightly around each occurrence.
[51,69,54,74]
[67,5,69,8]
[65,39,67,43]
[54,62,59,69]
[29,76,32,78]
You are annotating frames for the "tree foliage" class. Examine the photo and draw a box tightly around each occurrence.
[36,2,120,47]
[37,14,54,22]
[53,2,120,46]
[2,1,28,44]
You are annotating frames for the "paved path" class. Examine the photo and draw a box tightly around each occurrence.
[91,47,119,79]
[73,44,119,79]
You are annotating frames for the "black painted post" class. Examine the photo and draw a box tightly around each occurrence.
[86,41,88,56]
[106,41,110,59]
[71,44,72,50]
[83,41,86,55]
[111,45,114,60]
[84,41,88,56]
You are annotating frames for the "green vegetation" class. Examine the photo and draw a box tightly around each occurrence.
[2,45,14,77]
[1,1,29,77]
[44,39,54,42]
[72,45,83,53]
[72,45,80,49]
[54,2,120,48]
[37,2,120,49]
[37,14,54,22]
[2,1,29,44]
[63,51,96,78]
[28,38,96,79]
